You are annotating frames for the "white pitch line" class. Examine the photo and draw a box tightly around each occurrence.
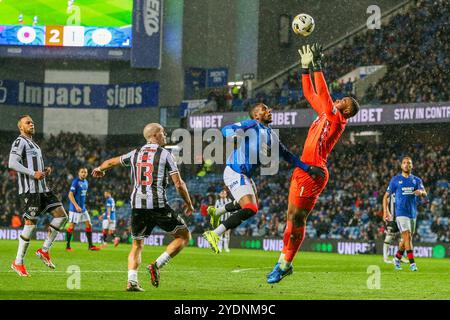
[2,270,126,273]
[231,268,268,273]
[1,269,223,274]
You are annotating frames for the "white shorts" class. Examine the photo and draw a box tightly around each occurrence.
[223,166,257,202]
[396,216,416,234]
[69,211,91,224]
[102,219,116,231]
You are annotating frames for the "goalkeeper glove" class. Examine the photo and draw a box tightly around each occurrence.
[310,43,324,72]
[298,45,313,72]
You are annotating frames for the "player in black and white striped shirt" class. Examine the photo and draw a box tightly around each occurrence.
[8,115,68,277]
[214,189,234,253]
[92,123,194,292]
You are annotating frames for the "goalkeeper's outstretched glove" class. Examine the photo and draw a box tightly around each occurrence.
[310,43,324,71]
[298,45,313,73]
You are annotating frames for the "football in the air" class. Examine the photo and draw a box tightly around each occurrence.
[292,13,315,37]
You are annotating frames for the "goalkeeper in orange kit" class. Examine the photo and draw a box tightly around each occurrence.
[267,44,360,284]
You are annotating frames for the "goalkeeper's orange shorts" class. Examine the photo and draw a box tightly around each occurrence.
[288,167,329,211]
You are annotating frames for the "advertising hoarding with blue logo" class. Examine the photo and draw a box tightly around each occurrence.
[131,0,163,69]
[0,79,159,108]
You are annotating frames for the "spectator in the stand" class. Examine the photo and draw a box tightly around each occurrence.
[339,79,345,93]
[331,79,341,94]
[271,83,282,103]
[207,89,218,102]
[249,0,448,108]
[217,88,227,111]
[315,216,330,238]
[345,78,353,95]
[231,85,240,100]
[225,88,233,111]
[0,132,448,244]
[11,212,22,229]
[240,84,248,100]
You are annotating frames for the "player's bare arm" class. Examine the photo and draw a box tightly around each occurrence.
[383,192,392,222]
[92,156,121,177]
[414,189,427,197]
[171,172,194,216]
[310,43,333,107]
[106,206,111,222]
[68,191,82,213]
[34,171,46,180]
[44,166,52,176]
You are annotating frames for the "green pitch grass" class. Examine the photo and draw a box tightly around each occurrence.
[0,240,448,300]
[0,0,131,27]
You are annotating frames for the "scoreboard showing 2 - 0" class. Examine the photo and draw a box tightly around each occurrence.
[0,0,132,48]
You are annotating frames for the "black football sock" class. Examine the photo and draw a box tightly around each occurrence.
[222,208,255,230]
[86,229,93,247]
[66,230,73,248]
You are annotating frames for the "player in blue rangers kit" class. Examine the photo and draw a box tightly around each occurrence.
[65,168,101,251]
[383,156,427,271]
[203,103,325,253]
[100,191,121,247]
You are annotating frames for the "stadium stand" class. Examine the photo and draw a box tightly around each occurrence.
[192,0,449,113]
[181,138,449,243]
[1,132,448,243]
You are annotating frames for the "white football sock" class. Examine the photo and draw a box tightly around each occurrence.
[280,260,292,271]
[43,216,67,252]
[277,253,285,264]
[225,238,229,251]
[16,238,30,265]
[213,224,227,237]
[42,227,58,252]
[15,224,36,265]
[383,243,389,260]
[128,269,138,283]
[155,252,171,269]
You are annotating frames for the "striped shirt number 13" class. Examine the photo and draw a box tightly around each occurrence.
[137,162,154,186]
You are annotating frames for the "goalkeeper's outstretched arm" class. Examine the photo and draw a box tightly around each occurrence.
[310,43,334,114]
[299,45,323,114]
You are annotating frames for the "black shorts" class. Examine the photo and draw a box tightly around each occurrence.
[386,220,400,234]
[131,206,188,240]
[19,191,63,220]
